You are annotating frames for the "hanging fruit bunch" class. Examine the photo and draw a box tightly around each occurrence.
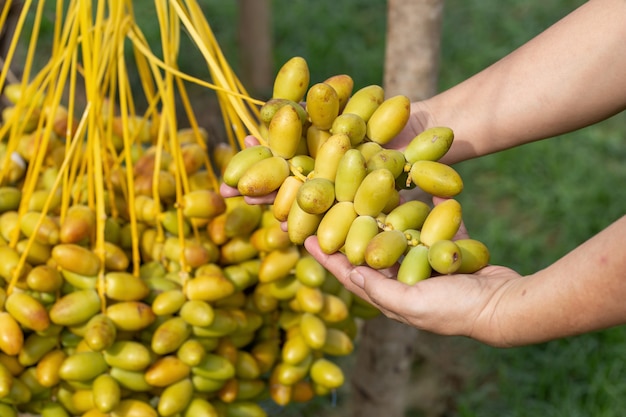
[224,56,491,285]
[0,1,379,417]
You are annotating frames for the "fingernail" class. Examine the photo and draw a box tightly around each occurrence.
[349,270,364,288]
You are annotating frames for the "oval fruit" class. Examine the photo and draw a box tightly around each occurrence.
[397,245,432,285]
[366,95,410,145]
[409,160,463,198]
[404,126,454,163]
[237,156,290,197]
[364,229,407,270]
[419,199,462,247]
[455,238,491,273]
[428,239,462,274]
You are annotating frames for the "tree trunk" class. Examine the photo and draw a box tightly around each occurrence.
[350,1,444,417]
[237,0,273,99]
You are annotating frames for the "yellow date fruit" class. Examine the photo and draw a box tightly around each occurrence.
[334,148,367,202]
[312,133,351,182]
[364,229,408,269]
[428,239,462,274]
[455,238,491,273]
[397,245,432,285]
[237,156,290,197]
[222,145,273,188]
[419,198,462,247]
[409,160,464,198]
[51,243,100,276]
[384,200,431,232]
[310,358,344,389]
[272,175,303,222]
[344,215,380,266]
[5,292,50,332]
[296,177,335,215]
[272,56,310,103]
[330,113,366,146]
[49,289,100,327]
[366,95,410,145]
[287,200,323,245]
[306,82,340,130]
[268,104,303,159]
[317,201,358,254]
[342,84,385,122]
[324,74,354,112]
[92,373,121,413]
[353,168,396,217]
[404,126,455,163]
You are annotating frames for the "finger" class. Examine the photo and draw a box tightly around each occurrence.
[219,182,240,198]
[244,135,261,148]
[243,191,277,205]
[304,236,375,302]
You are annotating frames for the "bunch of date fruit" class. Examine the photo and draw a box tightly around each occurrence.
[224,57,490,284]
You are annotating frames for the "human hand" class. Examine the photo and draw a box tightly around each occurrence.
[303,198,524,347]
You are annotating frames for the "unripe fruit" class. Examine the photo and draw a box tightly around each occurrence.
[366,95,410,145]
[306,82,340,130]
[404,126,454,163]
[237,156,290,197]
[419,199,462,247]
[428,239,462,274]
[364,229,407,270]
[273,56,310,103]
[409,160,464,198]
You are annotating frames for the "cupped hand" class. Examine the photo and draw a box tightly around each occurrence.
[304,235,522,347]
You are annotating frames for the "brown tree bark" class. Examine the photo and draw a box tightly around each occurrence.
[350,1,445,417]
[237,0,273,99]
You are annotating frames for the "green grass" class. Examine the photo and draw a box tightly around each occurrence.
[12,1,626,416]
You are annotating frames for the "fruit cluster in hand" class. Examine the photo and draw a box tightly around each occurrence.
[224,57,491,284]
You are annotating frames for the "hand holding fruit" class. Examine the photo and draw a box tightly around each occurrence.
[303,220,524,348]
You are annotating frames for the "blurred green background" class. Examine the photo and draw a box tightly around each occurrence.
[13,0,626,416]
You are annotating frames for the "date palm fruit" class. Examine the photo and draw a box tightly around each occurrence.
[324,74,354,112]
[353,168,396,217]
[295,177,335,215]
[222,145,273,188]
[0,312,24,356]
[419,198,463,247]
[237,156,290,197]
[366,95,410,145]
[272,175,303,222]
[404,126,455,163]
[428,239,462,274]
[272,56,310,103]
[316,202,358,254]
[92,374,121,413]
[364,229,408,270]
[384,200,431,232]
[310,358,344,389]
[455,238,491,273]
[306,82,340,131]
[344,215,380,266]
[5,292,50,332]
[397,245,431,285]
[342,84,385,122]
[268,104,303,159]
[334,148,367,202]
[287,200,323,245]
[0,187,21,213]
[299,313,327,350]
[260,98,308,127]
[312,133,351,182]
[367,149,407,179]
[330,113,366,146]
[409,160,464,198]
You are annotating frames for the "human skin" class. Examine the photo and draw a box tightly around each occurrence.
[222,0,626,347]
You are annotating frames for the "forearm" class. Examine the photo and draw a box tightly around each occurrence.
[415,0,626,164]
[490,215,626,346]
